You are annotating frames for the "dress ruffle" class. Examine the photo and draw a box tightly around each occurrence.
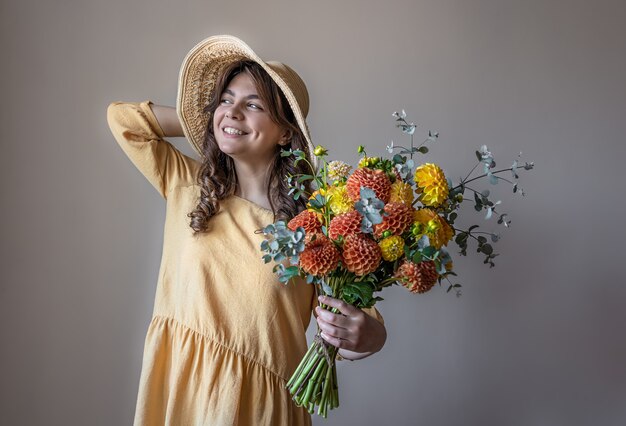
[134,316,312,426]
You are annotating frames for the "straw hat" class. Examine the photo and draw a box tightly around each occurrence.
[176,35,317,168]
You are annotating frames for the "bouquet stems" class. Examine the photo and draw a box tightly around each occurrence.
[286,274,346,417]
[286,324,340,417]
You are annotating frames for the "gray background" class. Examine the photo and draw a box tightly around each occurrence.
[1,0,625,425]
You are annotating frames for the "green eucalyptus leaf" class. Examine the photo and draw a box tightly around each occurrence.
[422,246,437,258]
[480,244,493,255]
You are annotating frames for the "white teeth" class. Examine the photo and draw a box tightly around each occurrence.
[224,127,245,135]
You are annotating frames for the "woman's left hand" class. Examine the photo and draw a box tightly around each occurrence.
[314,295,386,359]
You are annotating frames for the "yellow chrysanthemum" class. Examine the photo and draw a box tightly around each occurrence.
[413,208,454,249]
[413,163,449,207]
[327,161,352,181]
[326,184,353,215]
[379,235,405,261]
[389,181,414,205]
[358,156,380,168]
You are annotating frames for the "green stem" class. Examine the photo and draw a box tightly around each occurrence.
[290,346,321,395]
[318,365,332,417]
[323,159,331,230]
[287,344,315,389]
[452,165,527,191]
[302,355,326,407]
[377,276,399,289]
[462,161,480,183]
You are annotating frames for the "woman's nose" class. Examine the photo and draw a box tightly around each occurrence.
[225,104,242,120]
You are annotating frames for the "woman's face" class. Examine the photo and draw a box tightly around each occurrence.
[213,71,286,166]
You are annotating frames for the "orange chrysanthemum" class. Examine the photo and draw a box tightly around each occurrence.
[395,260,439,294]
[346,168,391,203]
[342,234,382,276]
[373,202,414,238]
[299,234,340,276]
[412,208,454,249]
[328,210,362,240]
[288,210,322,235]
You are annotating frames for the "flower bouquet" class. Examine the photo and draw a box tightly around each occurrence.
[260,110,534,418]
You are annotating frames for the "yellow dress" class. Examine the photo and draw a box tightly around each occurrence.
[106,100,384,425]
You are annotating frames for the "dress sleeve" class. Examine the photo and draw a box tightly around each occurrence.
[106,100,200,199]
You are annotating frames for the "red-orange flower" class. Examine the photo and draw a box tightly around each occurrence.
[395,260,438,294]
[346,168,391,203]
[342,234,382,276]
[328,210,362,240]
[288,210,322,235]
[373,202,414,238]
[299,234,340,276]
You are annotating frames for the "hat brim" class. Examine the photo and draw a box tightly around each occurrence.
[176,35,317,168]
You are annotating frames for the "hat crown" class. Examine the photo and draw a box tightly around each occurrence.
[264,61,309,118]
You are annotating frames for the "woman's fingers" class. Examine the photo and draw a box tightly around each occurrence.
[315,295,386,354]
[318,295,358,316]
[316,314,350,341]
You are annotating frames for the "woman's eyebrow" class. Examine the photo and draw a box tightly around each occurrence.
[223,89,260,100]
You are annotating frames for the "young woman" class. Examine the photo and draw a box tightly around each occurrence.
[107,35,386,425]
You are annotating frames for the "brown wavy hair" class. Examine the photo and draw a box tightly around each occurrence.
[188,60,314,234]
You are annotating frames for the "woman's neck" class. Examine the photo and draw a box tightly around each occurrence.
[233,161,272,209]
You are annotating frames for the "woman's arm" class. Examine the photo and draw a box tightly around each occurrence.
[148,104,184,137]
[106,101,199,199]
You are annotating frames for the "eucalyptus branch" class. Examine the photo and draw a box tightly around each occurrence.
[453,165,528,190]
[461,185,483,196]
[456,229,495,236]
[453,227,483,243]
[444,275,462,297]
[462,162,481,183]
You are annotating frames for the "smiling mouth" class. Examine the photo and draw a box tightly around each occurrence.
[223,126,248,135]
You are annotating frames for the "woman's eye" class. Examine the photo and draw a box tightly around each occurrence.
[248,103,262,110]
[220,98,231,104]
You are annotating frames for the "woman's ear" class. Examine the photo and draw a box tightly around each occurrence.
[278,128,293,146]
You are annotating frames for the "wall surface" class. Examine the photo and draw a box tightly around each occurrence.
[1,0,625,425]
